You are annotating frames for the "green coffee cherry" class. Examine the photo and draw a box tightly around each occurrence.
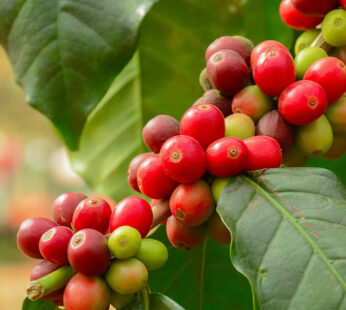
[295,115,333,156]
[294,29,319,56]
[294,47,328,79]
[108,226,142,259]
[225,113,255,140]
[325,94,346,135]
[322,9,346,47]
[233,35,254,54]
[211,177,233,203]
[135,238,168,270]
[199,67,213,91]
[110,291,134,309]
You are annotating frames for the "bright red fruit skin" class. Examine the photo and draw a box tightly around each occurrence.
[142,115,180,153]
[252,48,296,97]
[169,180,214,227]
[279,0,323,30]
[160,135,206,184]
[67,229,110,277]
[127,153,153,192]
[72,198,112,234]
[205,36,250,65]
[166,216,205,250]
[341,0,346,10]
[207,213,231,245]
[64,273,110,310]
[250,40,288,68]
[279,80,327,126]
[52,193,87,227]
[194,89,233,117]
[206,137,248,177]
[292,0,339,17]
[39,226,73,266]
[244,136,282,171]
[109,196,153,238]
[137,155,178,199]
[17,217,57,259]
[180,104,225,149]
[206,49,250,96]
[304,57,346,104]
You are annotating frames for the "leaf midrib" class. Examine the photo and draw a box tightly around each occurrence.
[242,175,346,290]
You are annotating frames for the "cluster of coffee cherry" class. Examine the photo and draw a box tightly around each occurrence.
[17,193,168,309]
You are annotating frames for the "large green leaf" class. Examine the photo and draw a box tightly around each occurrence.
[70,0,293,200]
[0,0,157,149]
[218,168,346,310]
[22,298,56,310]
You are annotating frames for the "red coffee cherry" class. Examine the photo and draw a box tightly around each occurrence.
[72,198,112,234]
[292,0,339,17]
[127,153,153,192]
[68,229,110,277]
[279,0,323,30]
[252,48,296,97]
[160,135,206,184]
[109,196,153,238]
[206,137,248,177]
[279,80,327,126]
[180,104,225,149]
[251,40,289,68]
[194,89,233,117]
[137,155,178,199]
[169,180,214,227]
[304,57,346,104]
[52,193,87,227]
[39,226,73,266]
[206,36,250,65]
[166,216,206,250]
[206,49,250,96]
[142,115,180,153]
[207,213,231,245]
[17,217,57,259]
[244,136,282,171]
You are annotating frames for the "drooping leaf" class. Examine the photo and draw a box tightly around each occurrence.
[22,298,56,310]
[218,168,346,310]
[0,0,157,149]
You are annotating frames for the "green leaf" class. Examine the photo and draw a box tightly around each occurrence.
[0,0,157,149]
[22,298,56,310]
[217,168,346,310]
[70,0,293,200]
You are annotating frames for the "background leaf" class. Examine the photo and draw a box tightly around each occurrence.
[218,168,346,310]
[22,298,56,310]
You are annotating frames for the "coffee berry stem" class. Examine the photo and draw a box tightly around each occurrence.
[140,286,150,310]
[26,265,75,300]
[311,32,332,53]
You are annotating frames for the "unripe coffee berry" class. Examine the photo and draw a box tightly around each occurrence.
[211,177,233,203]
[322,9,346,47]
[325,95,346,134]
[128,153,153,192]
[294,47,328,79]
[225,113,255,140]
[294,30,319,56]
[135,238,168,270]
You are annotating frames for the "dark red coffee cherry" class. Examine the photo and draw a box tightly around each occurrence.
[207,213,231,245]
[292,0,339,17]
[128,153,153,192]
[194,89,233,117]
[142,115,180,153]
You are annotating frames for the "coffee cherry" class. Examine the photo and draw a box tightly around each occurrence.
[109,196,153,238]
[325,95,346,134]
[341,0,346,10]
[244,136,282,171]
[166,216,205,250]
[160,135,206,184]
[292,0,338,17]
[206,50,250,96]
[233,36,254,54]
[135,238,168,270]
[108,226,142,259]
[194,89,232,117]
[322,9,346,47]
[68,229,110,277]
[142,115,180,153]
[331,46,346,64]
[206,36,250,65]
[128,153,153,192]
[211,177,233,203]
[304,57,346,104]
[323,134,346,159]
[110,292,134,309]
[225,114,255,140]
[180,104,225,149]
[295,115,333,156]
[279,80,327,126]
[72,198,112,234]
[151,199,170,227]
[52,193,87,227]
[232,85,273,121]
[294,29,319,55]
[206,137,248,177]
[282,144,310,167]
[251,40,289,68]
[105,258,148,294]
[17,217,57,259]
[199,67,213,91]
[256,110,294,151]
[63,274,110,310]
[137,155,178,199]
[207,213,231,245]
[170,180,214,226]
[294,47,328,79]
[39,226,73,266]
